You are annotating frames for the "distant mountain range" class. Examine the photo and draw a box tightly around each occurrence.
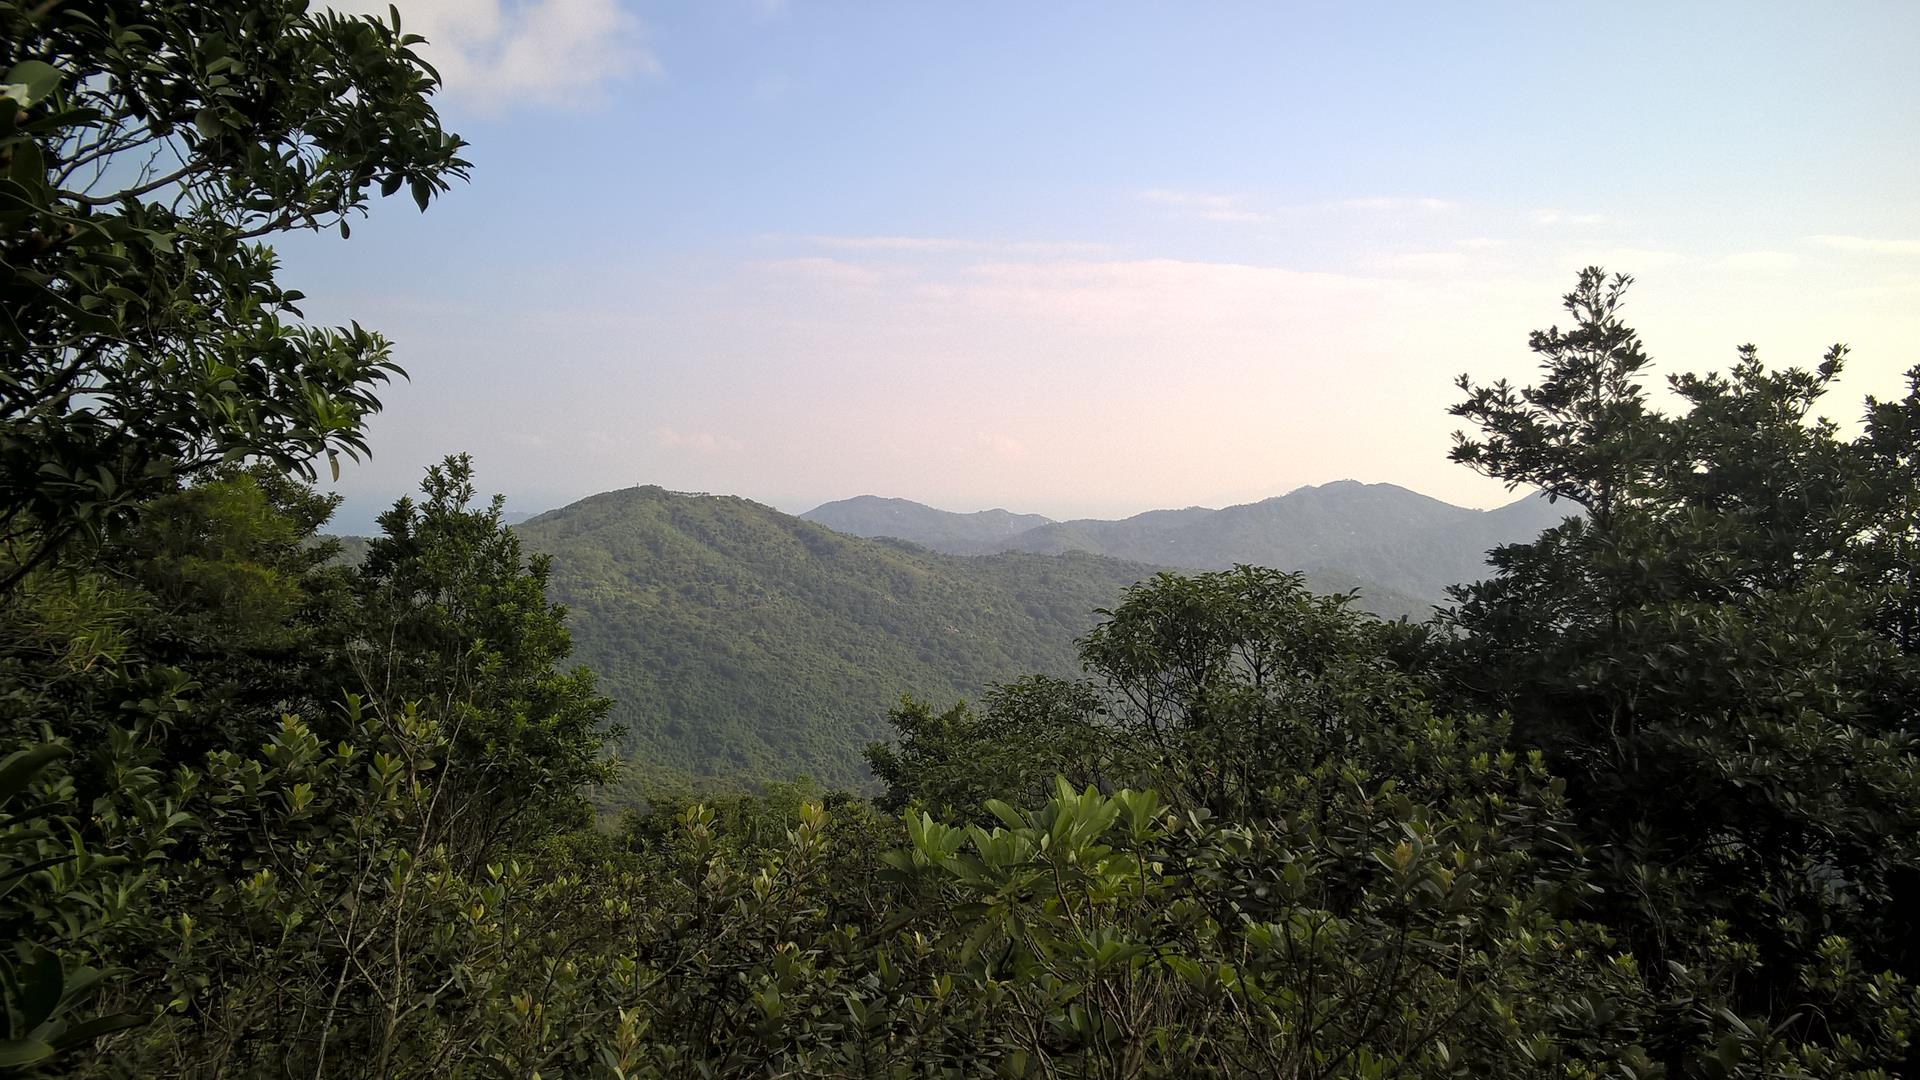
[796,496,1053,555]
[509,485,1435,790]
[804,481,1572,606]
[335,480,1570,790]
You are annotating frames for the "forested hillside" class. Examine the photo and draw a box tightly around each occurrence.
[514,488,1150,789]
[517,486,1426,790]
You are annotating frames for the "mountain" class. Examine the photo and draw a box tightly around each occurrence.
[994,481,1570,604]
[802,482,1570,606]
[513,486,1425,791]
[801,495,1055,554]
[514,487,1150,790]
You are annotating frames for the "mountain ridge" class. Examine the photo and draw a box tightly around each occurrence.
[803,481,1572,605]
[511,485,1429,789]
[800,495,1056,555]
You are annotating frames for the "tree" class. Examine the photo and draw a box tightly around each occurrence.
[868,566,1658,1077]
[0,0,469,592]
[1446,267,1920,1073]
[1,3,468,1066]
[354,455,616,856]
[867,678,1117,818]
[1080,567,1425,817]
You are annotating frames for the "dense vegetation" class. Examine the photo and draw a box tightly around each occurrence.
[3,4,1918,1078]
[513,487,1152,791]
[512,486,1425,792]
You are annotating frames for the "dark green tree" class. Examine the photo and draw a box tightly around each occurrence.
[0,2,467,1066]
[354,455,616,856]
[1446,267,1920,1073]
[0,0,468,592]
[878,565,1539,827]
[867,677,1117,818]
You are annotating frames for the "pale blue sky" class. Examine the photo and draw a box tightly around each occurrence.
[293,0,1920,532]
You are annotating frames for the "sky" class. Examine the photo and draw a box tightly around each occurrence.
[290,0,1920,533]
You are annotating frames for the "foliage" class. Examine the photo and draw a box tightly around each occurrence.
[1444,267,1920,1074]
[0,0,467,591]
[868,678,1119,818]
[354,454,616,855]
[0,744,145,1071]
[875,567,1451,821]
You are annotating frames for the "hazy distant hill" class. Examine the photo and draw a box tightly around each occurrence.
[513,486,1424,790]
[999,481,1570,604]
[806,482,1572,606]
[801,495,1055,554]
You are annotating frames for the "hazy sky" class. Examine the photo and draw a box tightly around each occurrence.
[292,0,1920,532]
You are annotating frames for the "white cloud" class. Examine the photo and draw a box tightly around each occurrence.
[939,257,1394,335]
[751,257,900,287]
[1808,234,1920,255]
[1195,208,1273,223]
[380,0,657,108]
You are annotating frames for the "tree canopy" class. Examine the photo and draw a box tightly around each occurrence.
[1,0,468,592]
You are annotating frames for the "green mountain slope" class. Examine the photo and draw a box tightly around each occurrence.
[514,487,1161,789]
[514,486,1426,790]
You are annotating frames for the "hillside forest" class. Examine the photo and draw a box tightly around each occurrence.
[507,482,1461,793]
[4,3,1920,1078]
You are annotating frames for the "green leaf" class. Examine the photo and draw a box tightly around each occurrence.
[15,949,64,1031]
[2,61,61,106]
[0,1038,54,1067]
[48,1012,147,1050]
